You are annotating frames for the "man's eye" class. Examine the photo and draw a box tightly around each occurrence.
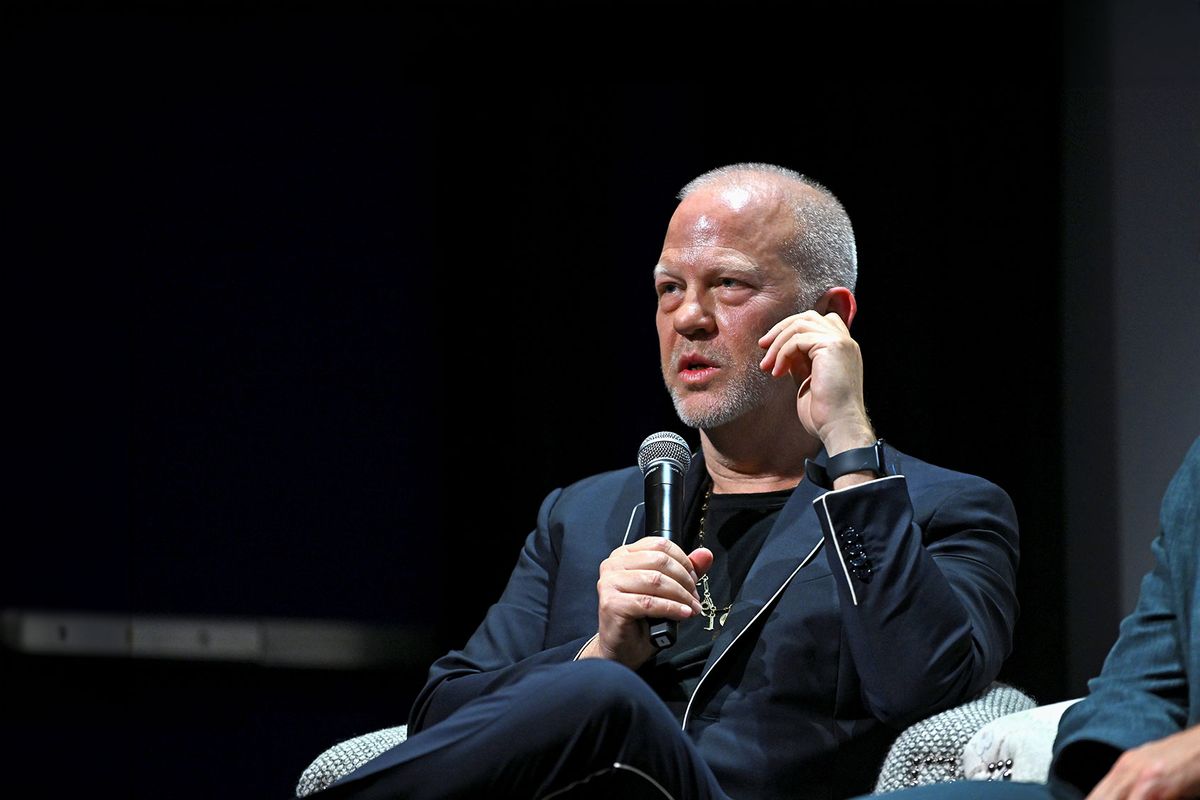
[658,283,680,296]
[719,278,742,288]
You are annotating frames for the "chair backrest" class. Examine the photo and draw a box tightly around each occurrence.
[873,682,1038,794]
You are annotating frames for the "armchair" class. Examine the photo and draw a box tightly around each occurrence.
[960,699,1081,783]
[297,724,408,797]
[873,682,1037,792]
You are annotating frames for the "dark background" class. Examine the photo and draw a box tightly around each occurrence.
[4,4,1196,798]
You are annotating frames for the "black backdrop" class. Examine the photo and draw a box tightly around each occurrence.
[7,7,1070,798]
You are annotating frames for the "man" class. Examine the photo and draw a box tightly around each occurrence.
[855,436,1200,800]
[316,163,1020,799]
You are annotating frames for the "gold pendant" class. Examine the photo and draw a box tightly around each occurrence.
[699,576,718,631]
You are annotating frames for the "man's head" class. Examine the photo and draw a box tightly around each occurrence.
[654,164,857,430]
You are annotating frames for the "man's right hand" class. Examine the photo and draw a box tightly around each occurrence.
[1087,725,1200,800]
[578,538,712,668]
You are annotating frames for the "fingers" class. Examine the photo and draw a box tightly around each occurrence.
[1086,769,1127,800]
[591,538,707,668]
[600,570,703,617]
[1088,749,1160,800]
[762,332,826,378]
[598,538,704,619]
[758,310,848,349]
[598,594,696,624]
[1127,776,1166,800]
[615,536,700,586]
[758,311,848,377]
[688,546,714,577]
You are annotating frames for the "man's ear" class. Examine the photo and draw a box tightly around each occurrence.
[815,287,857,327]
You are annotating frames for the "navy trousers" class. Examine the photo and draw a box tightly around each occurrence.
[314,659,731,800]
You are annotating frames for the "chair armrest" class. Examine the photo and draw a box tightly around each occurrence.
[962,698,1082,783]
[874,683,1037,793]
[295,724,409,797]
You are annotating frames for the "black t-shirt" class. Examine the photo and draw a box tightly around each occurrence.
[641,482,794,723]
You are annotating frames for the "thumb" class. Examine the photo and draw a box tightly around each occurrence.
[689,547,714,577]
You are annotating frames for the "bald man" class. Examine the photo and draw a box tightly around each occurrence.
[312,164,1020,800]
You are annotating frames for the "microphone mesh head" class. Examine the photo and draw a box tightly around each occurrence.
[637,431,692,475]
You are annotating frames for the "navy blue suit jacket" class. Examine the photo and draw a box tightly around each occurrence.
[408,443,1020,799]
[1051,437,1200,792]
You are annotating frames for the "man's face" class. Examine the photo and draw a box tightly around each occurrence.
[655,184,807,430]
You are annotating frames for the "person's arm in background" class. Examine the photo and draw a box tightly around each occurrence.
[1052,437,1200,800]
[1051,529,1191,795]
[1086,725,1200,800]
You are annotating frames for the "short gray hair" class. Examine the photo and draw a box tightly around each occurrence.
[678,163,857,309]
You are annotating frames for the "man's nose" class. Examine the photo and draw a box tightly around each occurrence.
[673,289,716,338]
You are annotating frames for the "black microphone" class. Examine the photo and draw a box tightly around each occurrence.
[637,431,692,650]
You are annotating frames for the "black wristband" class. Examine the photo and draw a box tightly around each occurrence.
[804,439,887,489]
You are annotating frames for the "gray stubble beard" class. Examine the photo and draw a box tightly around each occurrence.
[666,355,775,430]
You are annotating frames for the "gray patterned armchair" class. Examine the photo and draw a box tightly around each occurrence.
[296,682,1042,797]
[871,681,1037,792]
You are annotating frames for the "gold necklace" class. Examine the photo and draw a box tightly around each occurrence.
[697,486,733,631]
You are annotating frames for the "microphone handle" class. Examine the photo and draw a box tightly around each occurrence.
[645,464,684,649]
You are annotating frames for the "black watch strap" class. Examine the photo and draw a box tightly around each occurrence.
[805,439,888,489]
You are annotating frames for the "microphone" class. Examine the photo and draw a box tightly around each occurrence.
[637,431,692,649]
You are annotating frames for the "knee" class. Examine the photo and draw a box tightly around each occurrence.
[542,659,662,720]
